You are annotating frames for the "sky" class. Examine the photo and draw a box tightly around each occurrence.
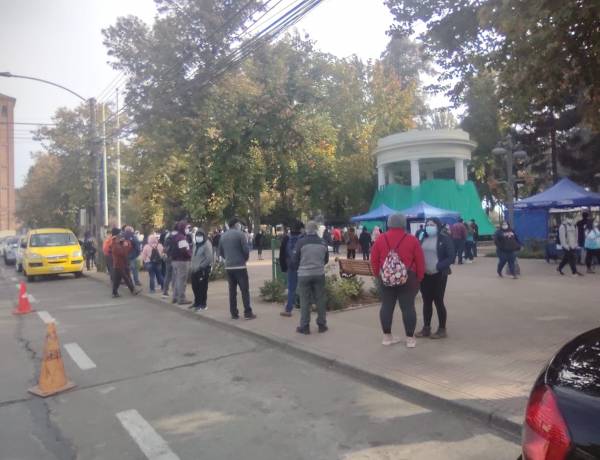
[0,0,444,187]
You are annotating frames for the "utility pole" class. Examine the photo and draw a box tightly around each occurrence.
[115,88,122,228]
[101,103,109,227]
[89,98,105,270]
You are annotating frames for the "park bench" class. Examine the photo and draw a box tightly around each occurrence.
[337,258,374,278]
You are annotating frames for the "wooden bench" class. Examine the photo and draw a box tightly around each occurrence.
[337,258,374,278]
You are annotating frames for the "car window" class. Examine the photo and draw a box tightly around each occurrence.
[29,233,78,247]
[7,237,19,245]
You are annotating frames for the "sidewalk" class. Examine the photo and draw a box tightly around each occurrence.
[88,252,600,435]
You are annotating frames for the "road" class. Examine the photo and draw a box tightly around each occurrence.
[0,262,520,460]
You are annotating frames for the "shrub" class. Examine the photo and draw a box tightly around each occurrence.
[209,261,226,281]
[369,277,382,300]
[260,279,286,303]
[324,275,365,310]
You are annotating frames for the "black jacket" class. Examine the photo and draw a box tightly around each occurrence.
[420,232,455,276]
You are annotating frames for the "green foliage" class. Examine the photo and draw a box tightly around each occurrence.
[259,279,286,303]
[324,275,365,311]
[208,261,226,281]
[369,277,383,300]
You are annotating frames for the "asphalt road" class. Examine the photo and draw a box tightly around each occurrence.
[0,262,520,460]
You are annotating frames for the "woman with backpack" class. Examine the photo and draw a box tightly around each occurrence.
[415,218,454,340]
[371,213,425,348]
[141,233,165,293]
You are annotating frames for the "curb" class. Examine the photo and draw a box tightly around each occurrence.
[86,272,522,442]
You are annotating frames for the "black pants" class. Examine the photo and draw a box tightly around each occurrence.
[226,269,252,318]
[420,272,448,329]
[191,267,210,307]
[379,272,419,336]
[464,241,474,261]
[85,252,96,270]
[559,249,577,274]
[453,239,465,264]
[347,249,356,259]
[106,255,113,277]
[585,249,600,269]
[112,267,134,295]
[361,247,370,260]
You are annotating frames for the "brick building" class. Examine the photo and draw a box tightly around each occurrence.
[0,93,16,234]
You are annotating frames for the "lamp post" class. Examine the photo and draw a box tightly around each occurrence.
[492,134,527,227]
[0,71,104,267]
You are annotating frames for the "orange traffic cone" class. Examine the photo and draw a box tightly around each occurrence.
[28,322,76,398]
[13,282,34,315]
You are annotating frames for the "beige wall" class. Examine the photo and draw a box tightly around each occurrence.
[0,94,16,232]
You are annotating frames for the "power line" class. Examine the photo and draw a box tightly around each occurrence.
[0,121,56,126]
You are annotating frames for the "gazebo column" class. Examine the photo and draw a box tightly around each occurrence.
[410,159,420,187]
[377,165,386,189]
[454,158,465,185]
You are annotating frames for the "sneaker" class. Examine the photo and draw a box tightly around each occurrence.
[280,311,292,317]
[557,268,564,276]
[382,334,402,346]
[133,289,142,296]
[415,327,431,338]
[406,337,417,348]
[231,315,240,320]
[244,313,257,320]
[112,293,120,298]
[178,300,193,306]
[497,272,503,278]
[196,305,208,311]
[318,324,328,333]
[188,304,198,310]
[296,325,310,335]
[162,293,169,298]
[430,328,447,339]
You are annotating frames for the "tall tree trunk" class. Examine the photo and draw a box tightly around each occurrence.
[550,125,559,183]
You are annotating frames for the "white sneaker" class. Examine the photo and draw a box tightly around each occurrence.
[382,334,402,346]
[406,337,417,348]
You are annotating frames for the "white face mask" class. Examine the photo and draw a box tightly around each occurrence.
[195,236,204,243]
[501,224,509,230]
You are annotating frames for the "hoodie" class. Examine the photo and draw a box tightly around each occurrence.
[171,222,192,262]
[191,231,213,272]
[141,235,164,264]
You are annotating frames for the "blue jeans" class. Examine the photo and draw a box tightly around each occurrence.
[497,249,516,275]
[129,258,140,284]
[145,262,164,292]
[453,239,465,264]
[285,269,298,312]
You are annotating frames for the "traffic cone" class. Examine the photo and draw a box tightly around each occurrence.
[13,282,34,315]
[28,322,76,398]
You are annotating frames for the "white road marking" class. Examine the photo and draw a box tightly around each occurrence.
[64,342,97,370]
[11,277,17,282]
[27,294,38,303]
[59,301,129,310]
[98,385,116,395]
[116,409,180,460]
[37,311,56,324]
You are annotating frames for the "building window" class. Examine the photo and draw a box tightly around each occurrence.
[0,105,7,117]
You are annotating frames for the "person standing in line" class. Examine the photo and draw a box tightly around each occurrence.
[141,233,164,294]
[212,229,222,262]
[470,219,479,257]
[576,211,593,263]
[279,221,304,317]
[219,218,256,320]
[371,213,425,348]
[293,221,329,334]
[415,218,454,339]
[450,218,467,264]
[415,224,425,242]
[103,233,114,277]
[464,221,475,263]
[254,230,264,260]
[322,227,332,249]
[110,228,141,298]
[171,221,193,305]
[359,227,372,260]
[584,221,600,273]
[558,216,583,276]
[190,228,213,311]
[332,227,342,254]
[161,224,177,298]
[494,222,521,279]
[372,226,381,242]
[82,231,96,271]
[123,226,142,287]
[346,227,359,259]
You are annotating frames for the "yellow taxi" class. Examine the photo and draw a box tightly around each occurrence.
[22,228,84,281]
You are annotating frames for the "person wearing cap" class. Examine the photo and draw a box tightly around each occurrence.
[370,213,425,348]
[219,218,256,320]
[415,218,454,339]
[292,221,329,334]
[279,220,305,317]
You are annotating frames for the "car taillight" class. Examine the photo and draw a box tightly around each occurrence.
[522,384,571,460]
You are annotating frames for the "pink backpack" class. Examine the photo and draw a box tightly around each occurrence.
[380,234,408,287]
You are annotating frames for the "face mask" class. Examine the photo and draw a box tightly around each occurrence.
[502,224,509,230]
[195,236,204,243]
[425,225,437,236]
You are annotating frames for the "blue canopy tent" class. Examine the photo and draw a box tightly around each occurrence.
[399,201,460,224]
[350,204,397,222]
[514,178,600,242]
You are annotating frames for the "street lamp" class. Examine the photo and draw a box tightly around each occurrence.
[0,71,105,267]
[493,134,527,227]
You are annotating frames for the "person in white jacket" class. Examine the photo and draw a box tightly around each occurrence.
[558,216,583,276]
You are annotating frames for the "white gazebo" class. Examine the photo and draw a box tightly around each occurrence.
[374,129,477,189]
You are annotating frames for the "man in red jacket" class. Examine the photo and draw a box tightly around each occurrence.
[371,213,425,348]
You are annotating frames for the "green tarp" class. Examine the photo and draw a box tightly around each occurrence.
[370,179,496,236]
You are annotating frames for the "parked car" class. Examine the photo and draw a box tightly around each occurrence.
[21,228,84,281]
[0,236,7,257]
[15,236,26,272]
[3,236,19,265]
[520,327,600,459]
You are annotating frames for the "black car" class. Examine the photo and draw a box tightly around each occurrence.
[521,327,600,459]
